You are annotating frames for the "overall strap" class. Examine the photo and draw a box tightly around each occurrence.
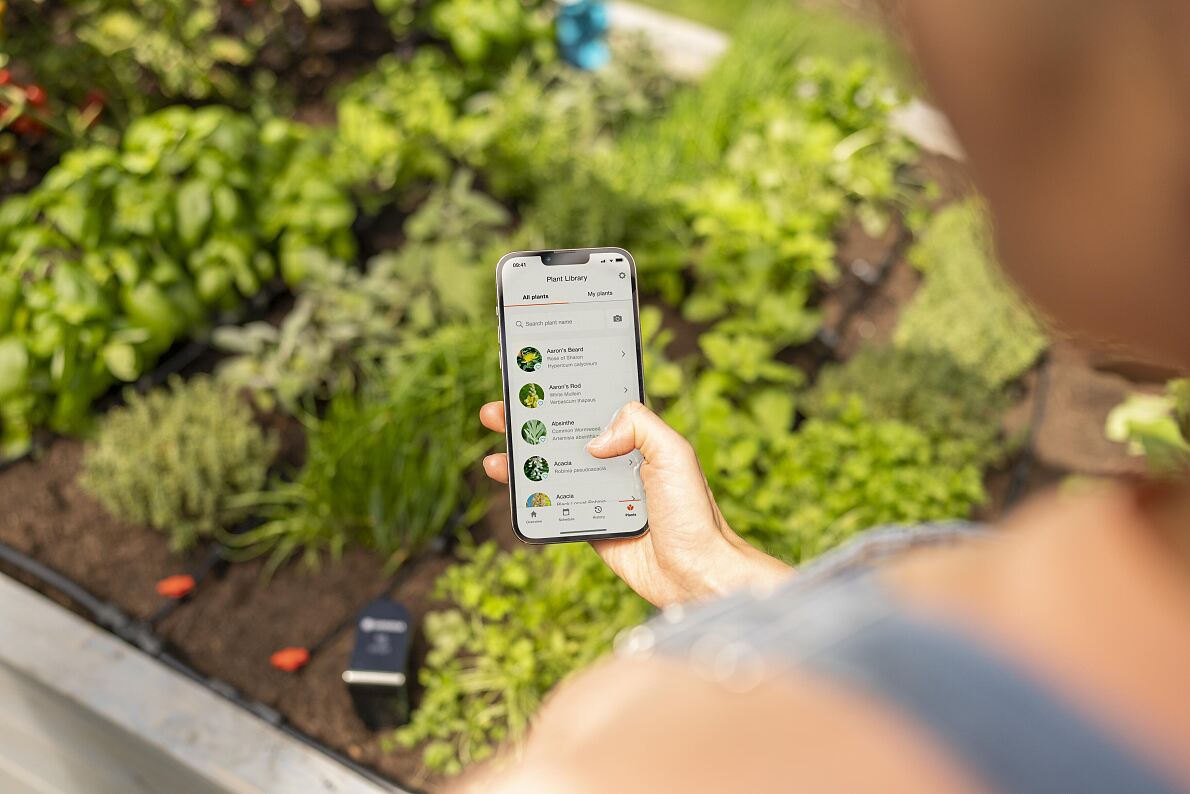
[645,536,1182,794]
[796,577,1182,794]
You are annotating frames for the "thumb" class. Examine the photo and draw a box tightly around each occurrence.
[586,401,697,470]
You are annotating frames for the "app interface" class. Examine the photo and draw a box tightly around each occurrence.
[500,252,647,541]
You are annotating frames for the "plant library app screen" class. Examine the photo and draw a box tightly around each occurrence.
[501,253,647,540]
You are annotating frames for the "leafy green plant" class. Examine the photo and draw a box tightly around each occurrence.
[215,171,507,414]
[455,44,676,202]
[759,405,987,561]
[80,375,277,551]
[896,200,1047,386]
[638,305,685,400]
[334,50,465,197]
[1106,380,1190,473]
[805,346,1011,470]
[228,324,499,572]
[0,105,354,455]
[659,359,987,564]
[365,170,511,327]
[427,0,554,72]
[2,0,320,115]
[394,541,650,775]
[675,57,915,346]
[369,0,554,74]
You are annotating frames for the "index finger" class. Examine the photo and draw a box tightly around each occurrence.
[480,401,506,433]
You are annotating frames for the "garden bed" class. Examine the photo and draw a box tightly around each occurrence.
[0,0,1168,790]
[0,172,1155,793]
[0,173,1112,791]
[0,198,916,791]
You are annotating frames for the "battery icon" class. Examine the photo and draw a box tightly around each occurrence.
[615,257,624,262]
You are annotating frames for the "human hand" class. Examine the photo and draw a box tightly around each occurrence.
[480,401,792,607]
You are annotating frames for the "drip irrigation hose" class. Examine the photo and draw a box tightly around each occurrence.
[1003,352,1052,510]
[0,537,420,794]
[96,280,288,411]
[0,541,162,655]
[299,511,466,662]
[304,570,409,659]
[145,544,228,627]
[814,226,909,357]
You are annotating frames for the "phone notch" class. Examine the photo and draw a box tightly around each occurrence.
[540,250,592,266]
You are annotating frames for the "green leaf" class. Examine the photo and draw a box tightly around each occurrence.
[177,180,213,247]
[102,342,140,382]
[0,337,30,400]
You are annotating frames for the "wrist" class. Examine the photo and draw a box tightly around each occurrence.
[689,532,793,601]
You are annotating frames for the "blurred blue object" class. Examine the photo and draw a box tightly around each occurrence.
[556,0,611,70]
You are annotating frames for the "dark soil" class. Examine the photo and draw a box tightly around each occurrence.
[156,548,455,792]
[0,433,505,791]
[0,441,196,620]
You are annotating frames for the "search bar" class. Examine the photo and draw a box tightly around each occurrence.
[512,311,611,333]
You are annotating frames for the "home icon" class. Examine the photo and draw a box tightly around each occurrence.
[531,511,537,518]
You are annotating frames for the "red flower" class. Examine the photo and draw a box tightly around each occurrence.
[24,84,47,107]
[10,116,45,137]
[270,647,311,673]
[155,574,197,599]
[0,70,11,86]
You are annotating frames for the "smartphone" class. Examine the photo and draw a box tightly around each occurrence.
[496,247,648,544]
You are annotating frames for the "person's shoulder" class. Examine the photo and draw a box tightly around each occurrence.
[484,654,983,794]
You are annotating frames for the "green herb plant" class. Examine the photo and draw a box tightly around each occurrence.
[805,346,1012,470]
[896,200,1047,386]
[80,375,277,551]
[228,324,499,573]
[393,541,650,775]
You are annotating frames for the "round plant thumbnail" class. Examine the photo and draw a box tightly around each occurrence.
[517,347,543,372]
[521,419,548,445]
[519,383,545,408]
[526,492,551,508]
[524,456,550,482]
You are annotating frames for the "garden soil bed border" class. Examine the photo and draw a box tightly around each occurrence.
[0,568,406,794]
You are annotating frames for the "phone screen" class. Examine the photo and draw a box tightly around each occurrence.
[496,248,648,543]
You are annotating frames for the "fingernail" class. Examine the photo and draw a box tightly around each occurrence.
[588,430,611,450]
[483,455,494,467]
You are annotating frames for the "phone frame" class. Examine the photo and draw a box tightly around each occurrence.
[495,246,650,545]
